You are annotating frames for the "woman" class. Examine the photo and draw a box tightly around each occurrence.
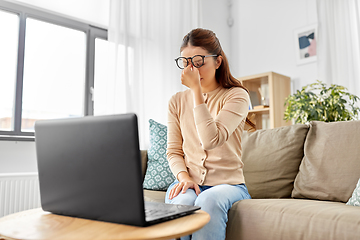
[165,28,254,240]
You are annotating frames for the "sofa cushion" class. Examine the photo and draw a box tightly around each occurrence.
[347,178,360,206]
[226,198,360,240]
[143,189,166,203]
[241,124,309,198]
[292,120,360,202]
[143,119,175,191]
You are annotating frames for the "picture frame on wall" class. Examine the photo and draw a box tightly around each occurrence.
[294,24,317,65]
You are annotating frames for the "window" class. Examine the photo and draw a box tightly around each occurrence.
[22,18,86,131]
[0,10,19,131]
[0,2,107,140]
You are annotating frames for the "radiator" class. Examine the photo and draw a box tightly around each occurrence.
[0,173,41,217]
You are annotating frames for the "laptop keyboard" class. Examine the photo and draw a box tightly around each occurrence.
[145,208,176,218]
[144,202,200,224]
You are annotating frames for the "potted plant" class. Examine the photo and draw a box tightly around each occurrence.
[284,81,360,124]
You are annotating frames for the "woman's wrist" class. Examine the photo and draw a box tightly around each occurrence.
[177,171,192,182]
[192,87,204,106]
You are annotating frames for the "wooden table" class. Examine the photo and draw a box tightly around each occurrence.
[0,208,210,240]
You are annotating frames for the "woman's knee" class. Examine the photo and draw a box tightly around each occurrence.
[166,189,198,206]
[194,184,246,212]
[194,190,228,212]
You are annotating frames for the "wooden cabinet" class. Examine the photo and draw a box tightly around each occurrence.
[238,72,291,130]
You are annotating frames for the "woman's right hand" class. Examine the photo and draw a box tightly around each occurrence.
[181,65,201,91]
[168,172,201,200]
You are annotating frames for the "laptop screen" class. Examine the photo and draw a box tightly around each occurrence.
[35,113,146,226]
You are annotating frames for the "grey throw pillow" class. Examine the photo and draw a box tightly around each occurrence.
[242,124,309,198]
[292,120,360,202]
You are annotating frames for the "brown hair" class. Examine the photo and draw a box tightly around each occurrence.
[181,28,256,130]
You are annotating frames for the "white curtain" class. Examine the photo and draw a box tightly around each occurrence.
[105,0,200,148]
[317,0,360,99]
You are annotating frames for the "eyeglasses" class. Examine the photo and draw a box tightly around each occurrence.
[175,55,218,69]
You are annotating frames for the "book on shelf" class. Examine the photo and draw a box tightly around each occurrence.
[248,91,259,109]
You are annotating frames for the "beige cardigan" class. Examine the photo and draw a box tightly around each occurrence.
[167,86,250,186]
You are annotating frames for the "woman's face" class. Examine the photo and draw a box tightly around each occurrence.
[181,45,221,93]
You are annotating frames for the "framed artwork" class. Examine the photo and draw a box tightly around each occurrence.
[294,24,317,65]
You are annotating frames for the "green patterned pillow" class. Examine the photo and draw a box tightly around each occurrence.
[346,178,360,206]
[143,119,175,191]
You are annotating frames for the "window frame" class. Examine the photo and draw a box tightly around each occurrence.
[0,1,107,141]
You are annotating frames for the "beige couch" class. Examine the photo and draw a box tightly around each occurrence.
[141,120,360,240]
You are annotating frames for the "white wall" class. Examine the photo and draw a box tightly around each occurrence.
[231,0,318,92]
[0,141,37,173]
[199,0,318,92]
[200,0,231,63]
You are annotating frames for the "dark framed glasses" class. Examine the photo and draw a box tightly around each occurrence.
[175,54,218,69]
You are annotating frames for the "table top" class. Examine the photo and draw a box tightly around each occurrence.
[0,208,210,240]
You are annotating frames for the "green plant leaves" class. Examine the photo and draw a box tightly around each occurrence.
[284,80,360,123]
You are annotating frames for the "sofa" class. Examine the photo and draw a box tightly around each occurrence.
[140,120,360,240]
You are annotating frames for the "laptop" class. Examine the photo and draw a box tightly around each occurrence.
[34,113,200,226]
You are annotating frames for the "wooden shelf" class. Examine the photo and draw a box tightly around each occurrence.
[249,108,270,114]
[238,72,291,130]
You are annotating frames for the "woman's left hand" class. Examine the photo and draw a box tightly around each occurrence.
[181,65,201,90]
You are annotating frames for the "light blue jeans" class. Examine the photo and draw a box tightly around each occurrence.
[165,180,251,240]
